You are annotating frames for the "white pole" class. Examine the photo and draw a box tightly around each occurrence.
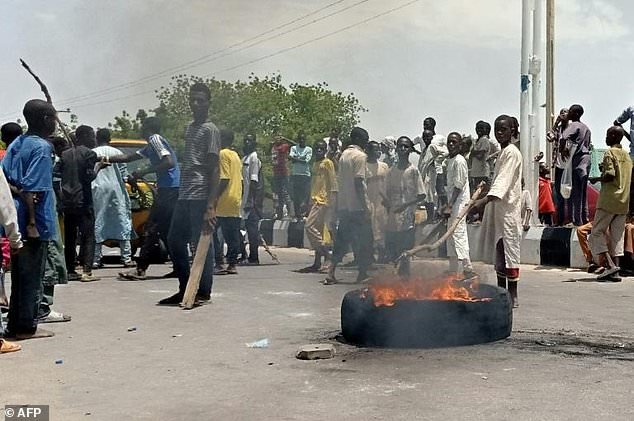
[520,0,535,219]
[530,0,545,224]
[545,0,555,168]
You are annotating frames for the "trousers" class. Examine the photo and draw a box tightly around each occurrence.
[589,209,625,258]
[137,187,178,271]
[7,239,47,335]
[332,210,373,273]
[63,207,95,273]
[167,200,214,295]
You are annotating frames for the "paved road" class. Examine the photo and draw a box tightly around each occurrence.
[2,249,633,421]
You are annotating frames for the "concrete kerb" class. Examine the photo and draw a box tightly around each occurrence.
[260,219,586,269]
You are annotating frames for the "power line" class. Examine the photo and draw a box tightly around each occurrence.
[208,0,422,76]
[57,0,422,112]
[56,0,353,105]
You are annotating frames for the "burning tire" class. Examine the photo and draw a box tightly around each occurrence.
[341,283,512,348]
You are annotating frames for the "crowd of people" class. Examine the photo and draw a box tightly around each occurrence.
[1,86,633,355]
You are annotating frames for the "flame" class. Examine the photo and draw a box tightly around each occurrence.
[361,274,490,307]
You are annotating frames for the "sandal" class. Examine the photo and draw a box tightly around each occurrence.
[597,266,620,281]
[296,266,320,273]
[0,339,21,353]
[323,277,339,285]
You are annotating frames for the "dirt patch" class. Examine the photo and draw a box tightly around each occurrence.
[503,329,634,361]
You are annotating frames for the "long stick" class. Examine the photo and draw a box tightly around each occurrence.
[181,230,212,310]
[395,182,485,275]
[19,59,73,145]
[254,208,280,264]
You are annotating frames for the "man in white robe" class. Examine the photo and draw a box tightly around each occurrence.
[474,115,523,308]
[418,130,445,221]
[92,129,134,267]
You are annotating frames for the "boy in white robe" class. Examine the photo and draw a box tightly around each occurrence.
[418,130,438,220]
[474,115,523,308]
[443,133,474,278]
[366,141,389,262]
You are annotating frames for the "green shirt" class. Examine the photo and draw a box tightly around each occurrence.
[597,145,632,214]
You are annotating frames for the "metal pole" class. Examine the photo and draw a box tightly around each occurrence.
[530,0,545,224]
[520,0,534,219]
[545,0,555,168]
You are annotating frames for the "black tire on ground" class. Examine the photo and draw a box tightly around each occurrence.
[341,284,512,348]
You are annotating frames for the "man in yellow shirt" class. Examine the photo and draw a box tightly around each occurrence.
[300,139,337,273]
[214,129,243,275]
[589,126,633,280]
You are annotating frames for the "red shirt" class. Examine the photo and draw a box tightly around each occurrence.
[538,176,556,214]
[272,142,290,176]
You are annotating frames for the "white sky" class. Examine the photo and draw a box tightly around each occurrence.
[0,0,632,148]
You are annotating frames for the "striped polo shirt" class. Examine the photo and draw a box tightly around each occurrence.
[178,121,220,200]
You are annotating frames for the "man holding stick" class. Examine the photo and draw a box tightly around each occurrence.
[159,83,220,306]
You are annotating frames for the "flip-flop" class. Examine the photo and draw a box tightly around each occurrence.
[296,266,321,273]
[597,266,620,281]
[11,328,55,340]
[214,269,230,275]
[323,277,339,285]
[0,339,21,353]
[38,311,72,324]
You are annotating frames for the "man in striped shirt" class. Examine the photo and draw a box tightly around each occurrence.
[159,83,220,306]
[111,117,180,281]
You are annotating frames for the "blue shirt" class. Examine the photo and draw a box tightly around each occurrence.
[137,134,180,188]
[1,135,57,240]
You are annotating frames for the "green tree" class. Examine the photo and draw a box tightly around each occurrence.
[109,73,366,191]
[108,109,146,139]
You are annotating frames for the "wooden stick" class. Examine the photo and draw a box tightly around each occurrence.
[181,230,212,310]
[253,208,280,264]
[19,59,73,145]
[395,181,485,268]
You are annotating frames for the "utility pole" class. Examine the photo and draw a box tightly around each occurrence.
[521,0,546,225]
[545,0,555,168]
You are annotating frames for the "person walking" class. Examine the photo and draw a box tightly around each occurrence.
[60,125,104,282]
[214,129,243,276]
[113,117,180,280]
[325,127,373,285]
[588,126,632,280]
[160,83,220,305]
[301,139,337,273]
[240,134,263,265]
[92,128,135,267]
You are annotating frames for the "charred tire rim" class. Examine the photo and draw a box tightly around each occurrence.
[341,284,512,348]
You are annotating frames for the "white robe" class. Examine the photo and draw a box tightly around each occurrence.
[92,145,133,243]
[418,144,440,205]
[476,144,523,268]
[445,154,470,260]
